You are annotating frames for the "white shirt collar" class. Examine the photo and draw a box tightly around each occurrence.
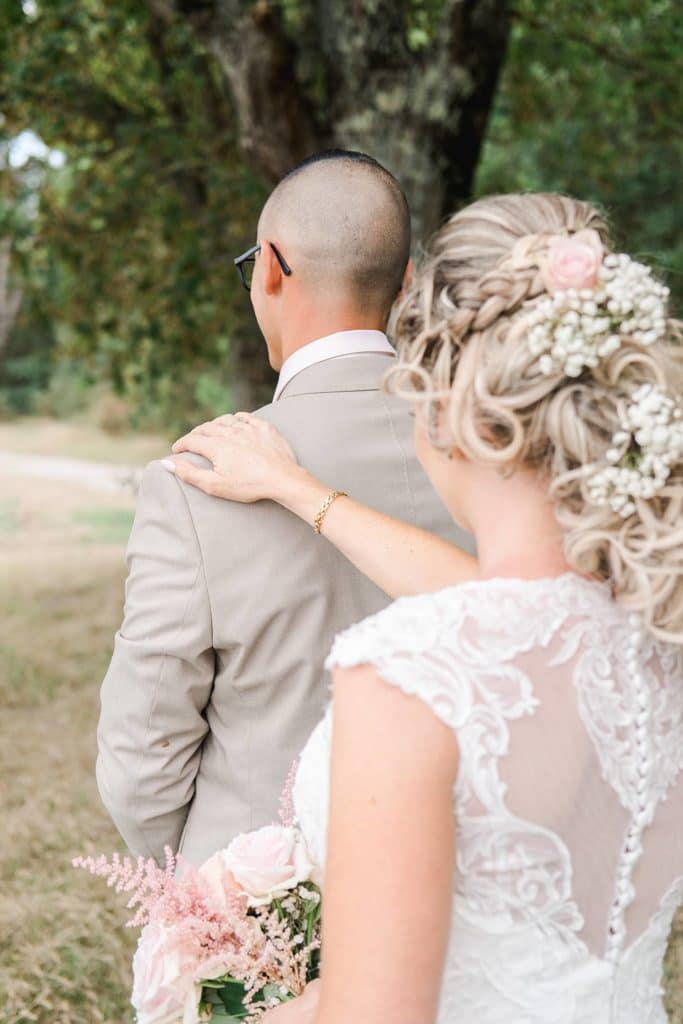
[274,329,395,401]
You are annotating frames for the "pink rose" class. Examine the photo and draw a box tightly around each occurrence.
[541,228,604,294]
[197,853,242,917]
[132,921,200,1024]
[219,825,314,907]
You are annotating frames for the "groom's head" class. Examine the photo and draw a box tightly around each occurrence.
[249,150,411,370]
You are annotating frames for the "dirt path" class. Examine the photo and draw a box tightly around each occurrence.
[0,450,143,494]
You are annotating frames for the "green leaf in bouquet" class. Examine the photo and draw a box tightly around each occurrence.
[205,1009,246,1022]
[272,897,286,922]
[306,948,321,985]
[198,995,243,1022]
[201,978,250,1019]
[304,898,322,946]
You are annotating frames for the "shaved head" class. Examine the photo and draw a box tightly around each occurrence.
[259,150,411,319]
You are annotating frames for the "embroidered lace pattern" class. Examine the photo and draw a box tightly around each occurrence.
[293,574,683,1023]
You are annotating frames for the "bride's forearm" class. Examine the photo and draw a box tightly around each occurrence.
[274,467,478,599]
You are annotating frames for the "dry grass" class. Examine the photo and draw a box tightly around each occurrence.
[0,430,155,1024]
[0,419,681,1022]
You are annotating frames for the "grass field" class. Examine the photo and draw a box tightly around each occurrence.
[0,420,167,1024]
[0,417,681,1023]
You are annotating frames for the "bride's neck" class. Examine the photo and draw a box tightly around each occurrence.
[467,469,574,582]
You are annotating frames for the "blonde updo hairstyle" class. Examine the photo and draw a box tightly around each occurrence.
[388,193,683,642]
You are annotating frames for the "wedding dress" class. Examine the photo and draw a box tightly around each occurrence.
[293,574,683,1023]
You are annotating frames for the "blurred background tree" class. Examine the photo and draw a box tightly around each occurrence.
[478,0,682,288]
[0,0,269,425]
[0,0,680,431]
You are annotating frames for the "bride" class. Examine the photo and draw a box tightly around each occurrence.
[167,193,683,1023]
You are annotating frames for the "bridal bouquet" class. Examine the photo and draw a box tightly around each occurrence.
[73,825,322,1024]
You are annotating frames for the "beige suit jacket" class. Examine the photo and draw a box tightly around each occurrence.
[97,353,472,865]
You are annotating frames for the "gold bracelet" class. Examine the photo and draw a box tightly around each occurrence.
[313,489,348,535]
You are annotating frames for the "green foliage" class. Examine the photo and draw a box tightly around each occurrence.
[0,0,267,431]
[477,0,683,305]
[33,357,94,418]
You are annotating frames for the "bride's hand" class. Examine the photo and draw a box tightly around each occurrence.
[166,413,300,503]
[261,979,322,1024]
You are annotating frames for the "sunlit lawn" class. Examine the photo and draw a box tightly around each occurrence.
[0,419,681,1023]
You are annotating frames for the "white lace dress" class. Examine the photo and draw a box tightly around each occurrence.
[292,574,683,1023]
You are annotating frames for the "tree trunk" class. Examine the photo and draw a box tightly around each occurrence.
[0,238,23,358]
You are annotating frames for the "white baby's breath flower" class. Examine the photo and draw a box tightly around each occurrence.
[586,385,683,517]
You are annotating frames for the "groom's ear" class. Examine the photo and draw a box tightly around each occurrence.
[261,241,285,296]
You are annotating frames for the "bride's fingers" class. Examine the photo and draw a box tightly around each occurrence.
[202,420,251,438]
[215,412,274,436]
[173,424,223,448]
[194,418,255,440]
[174,418,237,446]
[172,423,216,452]
[303,979,322,998]
[213,411,253,426]
[170,434,219,461]
[169,460,227,497]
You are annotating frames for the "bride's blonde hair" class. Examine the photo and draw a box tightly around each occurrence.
[387,192,683,642]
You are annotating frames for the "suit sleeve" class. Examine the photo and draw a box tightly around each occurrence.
[96,459,215,863]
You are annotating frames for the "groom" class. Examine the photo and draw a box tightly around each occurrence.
[97,149,471,866]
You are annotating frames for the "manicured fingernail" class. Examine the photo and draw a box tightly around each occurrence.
[161,458,176,473]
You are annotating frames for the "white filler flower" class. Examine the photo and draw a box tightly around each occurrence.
[587,384,683,517]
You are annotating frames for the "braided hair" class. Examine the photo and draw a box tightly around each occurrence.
[386,193,683,642]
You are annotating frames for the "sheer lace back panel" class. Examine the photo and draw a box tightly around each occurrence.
[460,603,683,957]
[295,575,683,1023]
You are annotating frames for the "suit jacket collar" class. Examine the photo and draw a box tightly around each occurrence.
[274,330,395,400]
[276,351,396,399]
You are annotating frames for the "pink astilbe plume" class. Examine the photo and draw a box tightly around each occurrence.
[72,847,254,963]
[72,846,197,929]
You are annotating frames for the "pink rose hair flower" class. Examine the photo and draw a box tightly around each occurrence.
[541,228,604,294]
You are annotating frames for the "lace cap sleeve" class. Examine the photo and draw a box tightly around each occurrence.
[325,590,473,734]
